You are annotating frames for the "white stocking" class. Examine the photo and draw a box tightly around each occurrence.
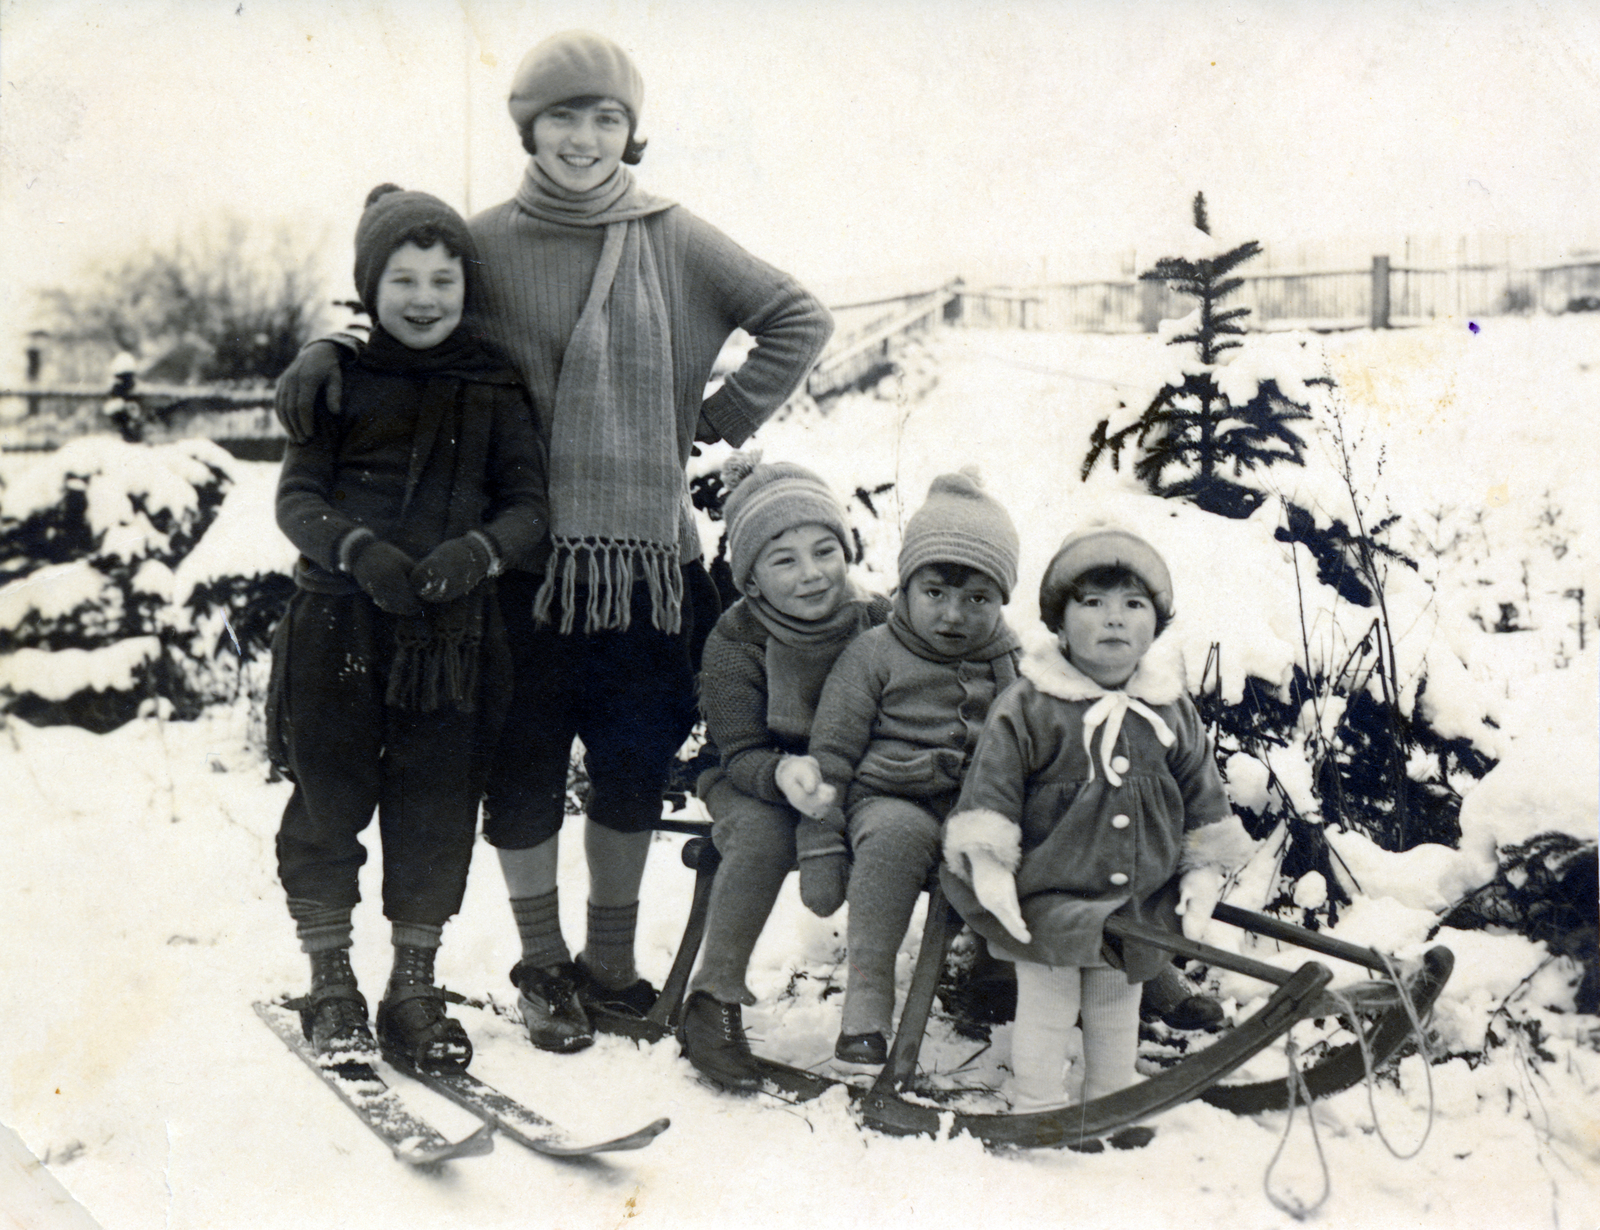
[1009,961,1081,1112]
[1080,966,1142,1101]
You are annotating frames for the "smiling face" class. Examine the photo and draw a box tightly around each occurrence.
[903,565,1005,655]
[530,97,631,192]
[1060,579,1157,688]
[744,523,849,622]
[373,241,464,350]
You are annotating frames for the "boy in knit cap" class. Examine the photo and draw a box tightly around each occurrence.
[676,451,890,1091]
[784,471,1023,1065]
[270,185,546,1074]
[275,30,832,1054]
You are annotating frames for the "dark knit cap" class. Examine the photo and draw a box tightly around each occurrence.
[897,469,1019,601]
[1038,524,1175,633]
[507,30,644,131]
[721,450,851,595]
[352,184,479,316]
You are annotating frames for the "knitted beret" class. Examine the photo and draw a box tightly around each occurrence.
[352,184,478,316]
[722,450,851,595]
[897,469,1019,601]
[1038,524,1175,633]
[507,31,644,131]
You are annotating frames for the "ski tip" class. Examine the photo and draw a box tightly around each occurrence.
[537,1116,672,1157]
[396,1122,496,1167]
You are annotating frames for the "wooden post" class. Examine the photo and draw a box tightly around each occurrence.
[1370,255,1391,329]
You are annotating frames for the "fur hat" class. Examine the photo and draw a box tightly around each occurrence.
[722,450,851,595]
[897,469,1019,601]
[507,31,644,132]
[352,184,478,316]
[1038,524,1175,633]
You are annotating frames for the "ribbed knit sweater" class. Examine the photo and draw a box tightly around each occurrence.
[469,199,833,491]
[698,595,891,805]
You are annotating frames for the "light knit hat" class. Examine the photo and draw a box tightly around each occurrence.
[352,184,478,316]
[897,469,1019,601]
[1038,523,1175,633]
[722,450,851,595]
[507,31,644,131]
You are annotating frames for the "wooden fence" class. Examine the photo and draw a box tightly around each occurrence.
[5,254,1596,454]
[959,256,1600,334]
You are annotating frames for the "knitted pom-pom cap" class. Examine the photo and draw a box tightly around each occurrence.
[720,451,850,595]
[897,468,1020,600]
[720,449,763,494]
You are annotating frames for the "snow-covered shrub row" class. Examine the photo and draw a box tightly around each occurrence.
[0,438,296,732]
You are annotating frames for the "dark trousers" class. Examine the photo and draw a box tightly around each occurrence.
[271,590,508,924]
[482,562,718,849]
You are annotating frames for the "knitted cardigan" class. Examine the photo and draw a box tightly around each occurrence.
[808,621,1022,812]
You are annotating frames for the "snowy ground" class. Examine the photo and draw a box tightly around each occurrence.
[2,316,1597,1229]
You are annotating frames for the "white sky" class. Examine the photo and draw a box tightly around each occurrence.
[2,0,1598,381]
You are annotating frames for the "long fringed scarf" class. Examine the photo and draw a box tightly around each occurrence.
[360,326,518,711]
[514,162,687,635]
[746,584,878,742]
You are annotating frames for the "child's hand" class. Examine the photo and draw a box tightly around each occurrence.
[350,538,423,617]
[774,755,836,818]
[969,858,1031,945]
[413,535,493,603]
[274,340,343,443]
[1176,867,1224,942]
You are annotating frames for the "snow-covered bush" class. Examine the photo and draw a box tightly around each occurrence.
[0,438,295,732]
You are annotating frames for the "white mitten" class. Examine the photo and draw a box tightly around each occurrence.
[774,754,836,819]
[1176,867,1224,942]
[970,855,1032,945]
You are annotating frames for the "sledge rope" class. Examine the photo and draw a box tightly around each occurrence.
[1334,952,1437,1160]
[1262,949,1438,1218]
[1262,1037,1330,1219]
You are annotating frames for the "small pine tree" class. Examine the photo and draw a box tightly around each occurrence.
[1083,193,1316,518]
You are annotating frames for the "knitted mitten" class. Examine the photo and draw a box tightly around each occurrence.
[796,808,849,917]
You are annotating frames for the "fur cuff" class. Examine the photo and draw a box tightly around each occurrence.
[943,809,1022,881]
[1181,814,1257,875]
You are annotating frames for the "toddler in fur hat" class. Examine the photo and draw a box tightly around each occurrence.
[677,451,890,1091]
[940,522,1257,1113]
[786,469,1023,1065]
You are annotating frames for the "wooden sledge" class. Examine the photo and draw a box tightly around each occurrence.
[589,825,1453,1149]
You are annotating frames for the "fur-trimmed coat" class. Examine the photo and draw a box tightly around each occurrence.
[942,635,1255,980]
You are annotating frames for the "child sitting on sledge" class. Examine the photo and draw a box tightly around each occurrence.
[788,471,1024,1065]
[677,452,890,1090]
[940,526,1256,1111]
[270,185,546,1074]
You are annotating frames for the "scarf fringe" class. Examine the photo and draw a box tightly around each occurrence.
[531,538,684,635]
[387,611,483,713]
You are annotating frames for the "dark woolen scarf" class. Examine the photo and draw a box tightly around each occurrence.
[360,325,522,711]
[887,591,1022,692]
[745,582,879,744]
[513,162,688,636]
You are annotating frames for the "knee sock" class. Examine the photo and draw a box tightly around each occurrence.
[581,901,640,990]
[288,898,353,955]
[1080,967,1142,1100]
[510,890,571,970]
[1010,962,1082,1112]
